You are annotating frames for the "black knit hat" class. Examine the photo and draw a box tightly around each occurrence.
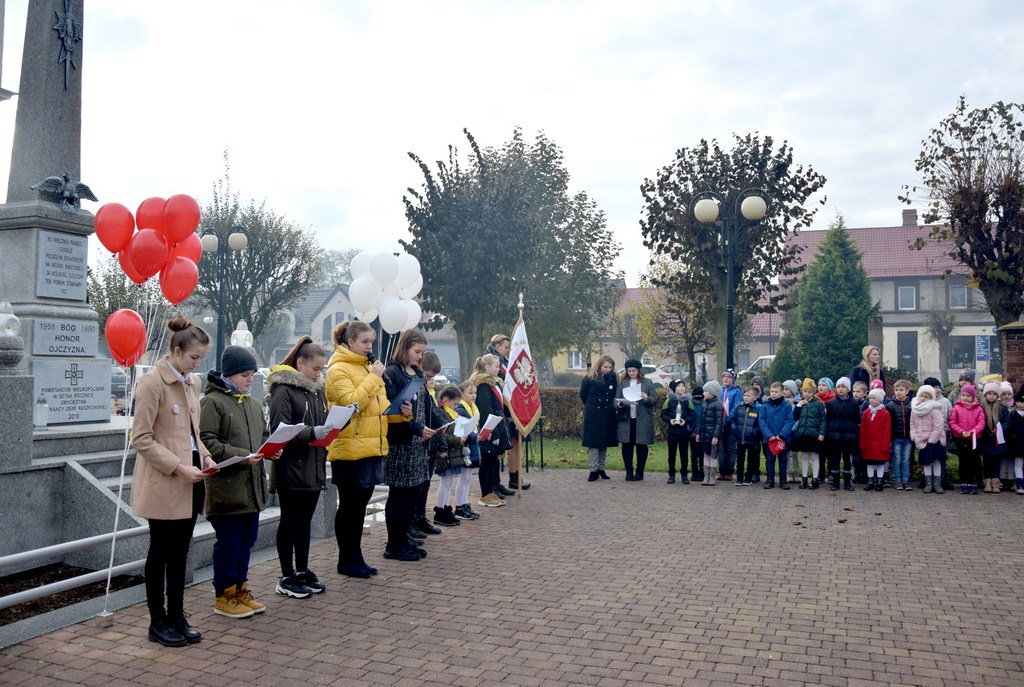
[624,359,643,370]
[222,345,258,377]
[923,377,942,391]
[692,384,704,397]
[1015,386,1024,404]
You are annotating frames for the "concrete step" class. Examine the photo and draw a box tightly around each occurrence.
[32,416,132,459]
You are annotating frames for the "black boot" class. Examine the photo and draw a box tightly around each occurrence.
[779,478,790,490]
[666,473,676,484]
[811,477,820,490]
[864,476,875,492]
[508,471,531,490]
[588,471,599,482]
[830,470,840,491]
[494,483,515,496]
[843,471,854,491]
[416,517,443,535]
[598,470,610,480]
[799,477,808,490]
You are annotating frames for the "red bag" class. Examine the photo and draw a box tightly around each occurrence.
[767,437,787,456]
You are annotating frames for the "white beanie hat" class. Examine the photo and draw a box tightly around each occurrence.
[868,388,885,402]
[836,376,852,390]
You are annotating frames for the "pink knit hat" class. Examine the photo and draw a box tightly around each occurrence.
[1000,381,1014,395]
[961,384,977,400]
[869,379,884,390]
[983,381,1001,396]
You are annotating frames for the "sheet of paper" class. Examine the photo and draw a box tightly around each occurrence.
[420,419,457,443]
[255,422,306,458]
[309,404,358,447]
[477,414,504,441]
[382,377,427,415]
[454,414,479,438]
[622,384,642,403]
[996,423,1006,445]
[201,452,257,475]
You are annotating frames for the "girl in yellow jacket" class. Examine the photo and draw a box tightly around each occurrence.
[325,320,389,578]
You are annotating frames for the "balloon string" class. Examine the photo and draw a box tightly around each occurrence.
[101,364,135,615]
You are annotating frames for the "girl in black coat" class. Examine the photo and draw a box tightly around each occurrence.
[473,354,512,507]
[661,379,696,484]
[825,388,861,491]
[580,355,618,482]
[267,337,332,595]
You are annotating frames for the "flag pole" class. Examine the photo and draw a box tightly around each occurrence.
[516,292,524,499]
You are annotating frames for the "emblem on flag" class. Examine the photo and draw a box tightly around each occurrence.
[504,314,542,436]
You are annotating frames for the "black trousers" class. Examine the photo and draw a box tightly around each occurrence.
[384,485,419,549]
[828,442,853,472]
[959,445,981,484]
[145,480,203,623]
[622,418,649,477]
[689,436,704,478]
[277,489,321,576]
[479,453,500,495]
[736,442,761,481]
[416,454,437,519]
[666,432,688,476]
[334,485,374,563]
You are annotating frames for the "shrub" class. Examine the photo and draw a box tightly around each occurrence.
[538,385,670,440]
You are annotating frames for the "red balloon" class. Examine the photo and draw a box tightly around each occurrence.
[136,197,166,234]
[105,309,147,367]
[126,228,170,279]
[159,256,199,306]
[118,249,147,285]
[170,233,202,265]
[163,194,202,243]
[94,203,135,253]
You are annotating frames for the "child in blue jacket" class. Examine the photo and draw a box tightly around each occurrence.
[727,386,761,486]
[758,381,795,490]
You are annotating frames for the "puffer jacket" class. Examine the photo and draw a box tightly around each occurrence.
[325,345,390,461]
[979,403,1011,456]
[791,396,827,453]
[949,400,985,442]
[886,397,912,439]
[266,365,328,492]
[728,401,761,444]
[697,396,724,447]
[758,397,793,443]
[200,372,269,519]
[661,393,696,438]
[825,394,861,444]
[909,398,946,449]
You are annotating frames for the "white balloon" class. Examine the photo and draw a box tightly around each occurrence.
[395,254,421,287]
[356,306,378,323]
[379,298,407,334]
[399,273,423,299]
[402,299,422,331]
[370,252,399,287]
[382,281,400,299]
[350,251,373,280]
[348,277,380,313]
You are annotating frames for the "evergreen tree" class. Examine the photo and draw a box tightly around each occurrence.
[768,214,878,381]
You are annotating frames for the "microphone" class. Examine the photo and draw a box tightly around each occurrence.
[367,352,377,364]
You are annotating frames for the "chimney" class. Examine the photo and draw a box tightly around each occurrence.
[902,209,918,227]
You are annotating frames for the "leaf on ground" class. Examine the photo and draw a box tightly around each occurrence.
[837,518,848,523]
[792,521,802,526]
[874,512,882,516]
[843,506,854,511]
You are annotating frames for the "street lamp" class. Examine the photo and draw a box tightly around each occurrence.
[689,188,769,373]
[201,225,249,364]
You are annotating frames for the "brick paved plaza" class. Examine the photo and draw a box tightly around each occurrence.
[3,468,1024,686]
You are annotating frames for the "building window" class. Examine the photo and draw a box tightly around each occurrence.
[566,351,585,370]
[641,352,654,365]
[948,336,974,369]
[322,319,331,344]
[897,285,917,311]
[949,284,968,309]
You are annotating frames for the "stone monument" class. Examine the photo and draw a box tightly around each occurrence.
[0,0,110,426]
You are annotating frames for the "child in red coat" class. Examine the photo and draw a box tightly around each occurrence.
[860,388,891,492]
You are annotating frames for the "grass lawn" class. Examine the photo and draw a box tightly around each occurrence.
[528,437,962,480]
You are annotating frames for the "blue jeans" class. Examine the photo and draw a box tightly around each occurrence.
[764,446,789,483]
[211,513,260,595]
[891,438,912,484]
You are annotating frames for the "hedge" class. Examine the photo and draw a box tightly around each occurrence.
[539,386,670,440]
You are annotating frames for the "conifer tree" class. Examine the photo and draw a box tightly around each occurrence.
[769,214,878,381]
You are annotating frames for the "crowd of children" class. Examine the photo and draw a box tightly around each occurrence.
[591,359,1024,496]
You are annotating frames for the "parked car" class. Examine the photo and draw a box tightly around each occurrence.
[617,364,672,388]
[659,363,689,380]
[432,374,450,387]
[743,355,775,374]
[440,367,461,384]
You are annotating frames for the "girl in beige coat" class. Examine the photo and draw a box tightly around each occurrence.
[131,316,213,647]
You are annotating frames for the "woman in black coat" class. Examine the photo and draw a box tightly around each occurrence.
[267,337,332,595]
[580,355,618,482]
[849,345,887,392]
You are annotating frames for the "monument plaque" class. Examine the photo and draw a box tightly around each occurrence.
[36,230,87,300]
[32,318,98,356]
[32,359,110,423]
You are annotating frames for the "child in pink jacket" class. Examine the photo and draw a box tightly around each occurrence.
[949,384,985,494]
[911,386,946,494]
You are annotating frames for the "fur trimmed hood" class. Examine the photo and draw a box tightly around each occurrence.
[267,364,324,394]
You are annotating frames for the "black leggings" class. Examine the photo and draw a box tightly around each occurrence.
[335,485,375,558]
[384,485,419,548]
[145,481,203,623]
[277,489,321,576]
[667,433,688,476]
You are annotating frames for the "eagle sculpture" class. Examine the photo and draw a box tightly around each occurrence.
[30,172,97,214]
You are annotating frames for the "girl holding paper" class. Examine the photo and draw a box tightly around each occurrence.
[132,315,213,647]
[979,381,1011,493]
[473,354,512,506]
[325,320,389,576]
[949,384,985,494]
[267,336,331,598]
[200,346,271,619]
[616,359,657,481]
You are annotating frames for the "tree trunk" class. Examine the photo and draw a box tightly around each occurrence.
[686,347,698,385]
[455,314,486,381]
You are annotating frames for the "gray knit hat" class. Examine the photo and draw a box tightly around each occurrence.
[783,380,799,397]
[221,345,258,377]
[703,380,722,398]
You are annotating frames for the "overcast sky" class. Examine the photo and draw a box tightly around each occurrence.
[0,0,1021,286]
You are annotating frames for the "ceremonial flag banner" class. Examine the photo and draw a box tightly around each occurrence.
[504,315,543,436]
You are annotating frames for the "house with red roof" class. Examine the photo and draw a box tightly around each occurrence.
[550,209,1000,383]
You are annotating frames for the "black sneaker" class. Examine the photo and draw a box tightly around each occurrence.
[454,504,480,520]
[298,570,326,593]
[148,620,187,647]
[408,524,428,539]
[383,545,420,562]
[494,483,515,496]
[275,575,312,599]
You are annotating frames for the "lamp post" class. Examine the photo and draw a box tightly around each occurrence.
[201,225,249,364]
[690,188,769,372]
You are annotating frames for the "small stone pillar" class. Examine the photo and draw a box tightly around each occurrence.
[998,322,1024,386]
[0,300,33,468]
